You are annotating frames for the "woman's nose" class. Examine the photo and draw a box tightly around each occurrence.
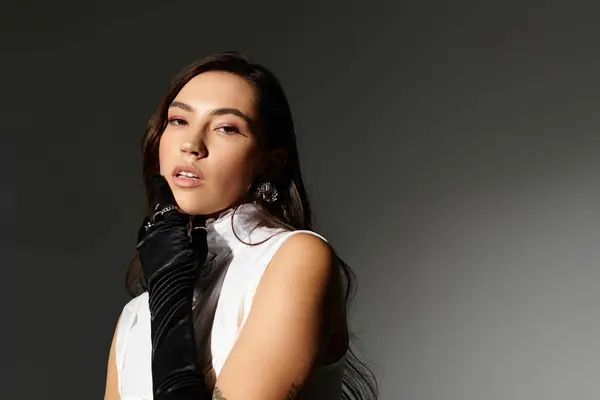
[180,140,206,157]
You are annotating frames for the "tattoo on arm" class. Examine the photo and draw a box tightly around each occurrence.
[212,386,227,400]
[212,383,302,400]
[286,383,301,399]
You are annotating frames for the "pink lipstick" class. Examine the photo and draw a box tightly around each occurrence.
[172,164,204,188]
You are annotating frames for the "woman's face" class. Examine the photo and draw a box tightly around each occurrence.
[158,71,265,216]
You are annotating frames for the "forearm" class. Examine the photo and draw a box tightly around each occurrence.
[137,174,212,400]
[148,245,211,400]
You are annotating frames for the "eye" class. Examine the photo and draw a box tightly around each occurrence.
[216,125,241,135]
[168,117,188,126]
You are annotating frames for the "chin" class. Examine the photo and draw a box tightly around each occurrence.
[175,200,211,216]
[172,192,223,216]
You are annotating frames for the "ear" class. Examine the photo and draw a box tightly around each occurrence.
[260,148,288,181]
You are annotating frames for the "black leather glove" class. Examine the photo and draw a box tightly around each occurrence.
[136,174,212,400]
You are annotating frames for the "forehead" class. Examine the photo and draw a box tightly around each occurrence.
[174,71,257,117]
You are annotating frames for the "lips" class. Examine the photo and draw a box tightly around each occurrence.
[172,164,204,188]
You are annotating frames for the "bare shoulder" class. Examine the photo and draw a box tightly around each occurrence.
[271,231,348,342]
[259,230,343,341]
[259,232,336,296]
[268,231,336,280]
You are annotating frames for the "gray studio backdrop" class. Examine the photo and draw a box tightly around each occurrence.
[1,1,599,399]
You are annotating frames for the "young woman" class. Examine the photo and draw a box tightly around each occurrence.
[104,51,378,400]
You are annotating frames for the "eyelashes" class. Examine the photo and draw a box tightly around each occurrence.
[167,117,240,135]
[167,117,188,126]
[216,125,241,134]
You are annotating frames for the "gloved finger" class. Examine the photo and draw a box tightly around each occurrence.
[146,173,177,209]
[191,214,207,231]
[190,216,208,255]
[137,216,151,243]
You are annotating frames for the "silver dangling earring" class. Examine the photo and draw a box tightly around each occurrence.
[254,181,279,203]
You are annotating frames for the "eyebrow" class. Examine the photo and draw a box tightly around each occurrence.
[169,100,254,125]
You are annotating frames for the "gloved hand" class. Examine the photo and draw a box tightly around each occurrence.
[136,173,212,400]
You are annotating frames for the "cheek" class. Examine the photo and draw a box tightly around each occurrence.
[216,153,255,185]
[212,148,260,190]
[157,133,175,175]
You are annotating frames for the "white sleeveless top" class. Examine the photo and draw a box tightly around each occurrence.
[114,203,347,400]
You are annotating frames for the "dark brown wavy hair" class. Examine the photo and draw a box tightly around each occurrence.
[125,51,379,400]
